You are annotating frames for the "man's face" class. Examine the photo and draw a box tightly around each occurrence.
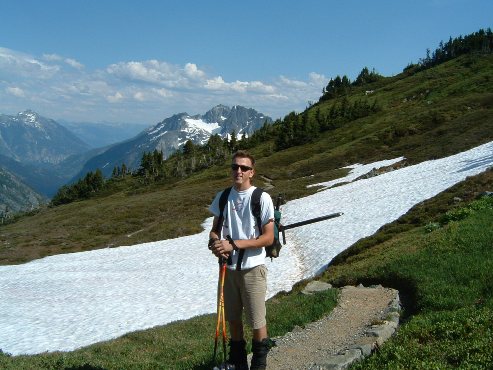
[231,157,254,189]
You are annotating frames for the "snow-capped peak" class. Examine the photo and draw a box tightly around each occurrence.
[17,110,43,129]
[184,117,221,134]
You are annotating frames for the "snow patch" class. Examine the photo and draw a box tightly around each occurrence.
[309,157,405,190]
[150,131,168,141]
[185,117,220,134]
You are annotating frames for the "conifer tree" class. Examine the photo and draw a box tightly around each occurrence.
[228,130,237,152]
[183,140,196,156]
[112,166,119,178]
[121,163,128,177]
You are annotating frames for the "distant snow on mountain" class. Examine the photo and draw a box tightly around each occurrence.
[0,110,90,165]
[76,104,272,178]
[0,106,271,199]
[183,117,222,141]
[0,110,93,200]
[143,104,271,149]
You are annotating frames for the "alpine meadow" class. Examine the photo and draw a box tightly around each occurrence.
[1,29,493,369]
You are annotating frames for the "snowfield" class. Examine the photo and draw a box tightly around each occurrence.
[1,141,492,355]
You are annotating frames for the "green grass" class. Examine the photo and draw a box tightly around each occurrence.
[325,192,493,369]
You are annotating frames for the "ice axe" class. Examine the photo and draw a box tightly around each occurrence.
[279,212,343,244]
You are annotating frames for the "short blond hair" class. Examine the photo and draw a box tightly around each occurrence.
[232,150,255,166]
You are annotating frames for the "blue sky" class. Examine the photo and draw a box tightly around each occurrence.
[0,0,491,125]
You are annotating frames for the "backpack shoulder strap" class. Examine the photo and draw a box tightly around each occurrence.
[216,187,233,266]
[251,187,264,236]
[214,187,232,236]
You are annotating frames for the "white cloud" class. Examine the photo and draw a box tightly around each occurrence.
[133,91,145,101]
[262,93,290,101]
[153,88,173,98]
[0,46,329,122]
[278,73,327,91]
[5,86,25,97]
[106,92,124,103]
[42,53,63,62]
[244,81,276,93]
[0,47,59,79]
[229,80,249,93]
[309,72,327,85]
[184,63,206,79]
[65,58,84,69]
[279,75,308,88]
[53,80,111,99]
[42,53,84,69]
[204,76,226,90]
[106,60,210,90]
[107,60,186,87]
[204,76,275,93]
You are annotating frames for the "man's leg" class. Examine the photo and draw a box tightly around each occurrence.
[251,335,272,370]
[253,325,267,341]
[230,323,269,370]
[244,266,271,370]
[224,271,248,370]
[229,320,244,341]
[228,320,248,370]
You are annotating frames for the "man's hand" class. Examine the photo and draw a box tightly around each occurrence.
[209,239,233,259]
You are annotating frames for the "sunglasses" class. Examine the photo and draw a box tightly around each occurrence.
[231,163,253,172]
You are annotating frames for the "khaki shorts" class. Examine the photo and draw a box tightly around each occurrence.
[222,265,267,329]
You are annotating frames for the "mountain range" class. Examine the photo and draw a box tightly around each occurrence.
[0,105,272,210]
[74,104,272,178]
[0,110,90,165]
[0,110,92,208]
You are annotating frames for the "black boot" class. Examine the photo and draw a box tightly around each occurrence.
[250,338,274,370]
[227,339,248,370]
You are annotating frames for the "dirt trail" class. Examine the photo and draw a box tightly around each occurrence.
[264,285,399,369]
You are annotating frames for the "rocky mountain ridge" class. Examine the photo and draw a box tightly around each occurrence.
[0,105,272,209]
[0,110,90,165]
[0,110,93,207]
[0,166,46,214]
[74,104,272,177]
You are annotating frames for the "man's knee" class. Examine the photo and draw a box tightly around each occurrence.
[229,320,244,340]
[253,325,268,341]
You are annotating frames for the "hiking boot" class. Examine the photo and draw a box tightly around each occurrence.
[250,338,275,370]
[226,339,248,370]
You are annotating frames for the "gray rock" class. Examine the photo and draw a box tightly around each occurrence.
[302,281,333,295]
[314,348,363,369]
[350,341,375,356]
[367,324,396,346]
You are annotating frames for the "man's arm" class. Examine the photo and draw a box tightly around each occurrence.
[209,216,220,241]
[209,216,230,258]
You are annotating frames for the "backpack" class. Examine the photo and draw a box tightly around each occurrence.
[216,187,283,264]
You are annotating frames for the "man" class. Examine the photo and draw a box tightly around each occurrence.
[208,150,275,370]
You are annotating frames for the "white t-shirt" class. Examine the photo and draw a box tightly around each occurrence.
[209,186,274,270]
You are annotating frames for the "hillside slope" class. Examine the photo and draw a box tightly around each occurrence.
[0,53,492,265]
[0,167,46,213]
